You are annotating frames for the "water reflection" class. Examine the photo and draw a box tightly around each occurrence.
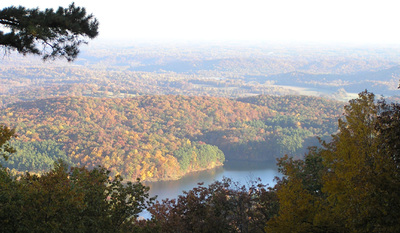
[144,160,280,202]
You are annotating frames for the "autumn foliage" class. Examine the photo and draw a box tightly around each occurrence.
[1,91,399,232]
[1,95,342,181]
[267,91,400,232]
[130,91,400,232]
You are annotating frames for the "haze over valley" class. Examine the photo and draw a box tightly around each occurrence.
[2,42,400,106]
[1,42,399,181]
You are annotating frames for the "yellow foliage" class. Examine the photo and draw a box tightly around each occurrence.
[145,152,151,159]
[268,177,318,232]
[140,173,146,181]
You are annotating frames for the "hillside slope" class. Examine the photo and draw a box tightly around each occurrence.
[1,95,343,181]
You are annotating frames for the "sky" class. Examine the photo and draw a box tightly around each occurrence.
[2,0,400,45]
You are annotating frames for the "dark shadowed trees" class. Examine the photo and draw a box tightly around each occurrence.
[0,160,155,232]
[147,178,278,233]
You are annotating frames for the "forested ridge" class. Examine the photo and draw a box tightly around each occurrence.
[2,91,399,232]
[1,94,342,181]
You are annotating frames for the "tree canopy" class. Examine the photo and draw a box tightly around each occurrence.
[0,160,155,232]
[267,91,400,232]
[1,95,341,181]
[0,2,98,61]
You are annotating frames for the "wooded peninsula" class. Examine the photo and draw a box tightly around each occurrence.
[1,95,342,181]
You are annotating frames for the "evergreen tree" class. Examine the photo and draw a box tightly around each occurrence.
[0,3,98,61]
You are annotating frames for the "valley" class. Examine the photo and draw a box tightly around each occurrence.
[1,42,399,181]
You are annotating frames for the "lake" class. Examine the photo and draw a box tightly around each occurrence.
[141,160,280,218]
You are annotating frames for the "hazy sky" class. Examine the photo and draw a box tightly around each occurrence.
[2,0,400,45]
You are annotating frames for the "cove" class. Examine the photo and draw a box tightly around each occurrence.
[141,160,280,218]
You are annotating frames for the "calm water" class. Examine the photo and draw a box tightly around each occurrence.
[141,160,280,218]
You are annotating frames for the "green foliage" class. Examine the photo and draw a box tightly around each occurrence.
[3,140,71,172]
[173,143,225,171]
[0,160,155,232]
[173,145,193,171]
[245,119,268,128]
[275,128,313,155]
[0,3,98,61]
[196,143,225,167]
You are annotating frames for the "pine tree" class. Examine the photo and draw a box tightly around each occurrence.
[0,3,98,61]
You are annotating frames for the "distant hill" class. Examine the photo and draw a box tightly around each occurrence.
[2,43,400,104]
[262,65,400,95]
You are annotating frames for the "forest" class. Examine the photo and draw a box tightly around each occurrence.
[1,91,399,232]
[1,95,342,181]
